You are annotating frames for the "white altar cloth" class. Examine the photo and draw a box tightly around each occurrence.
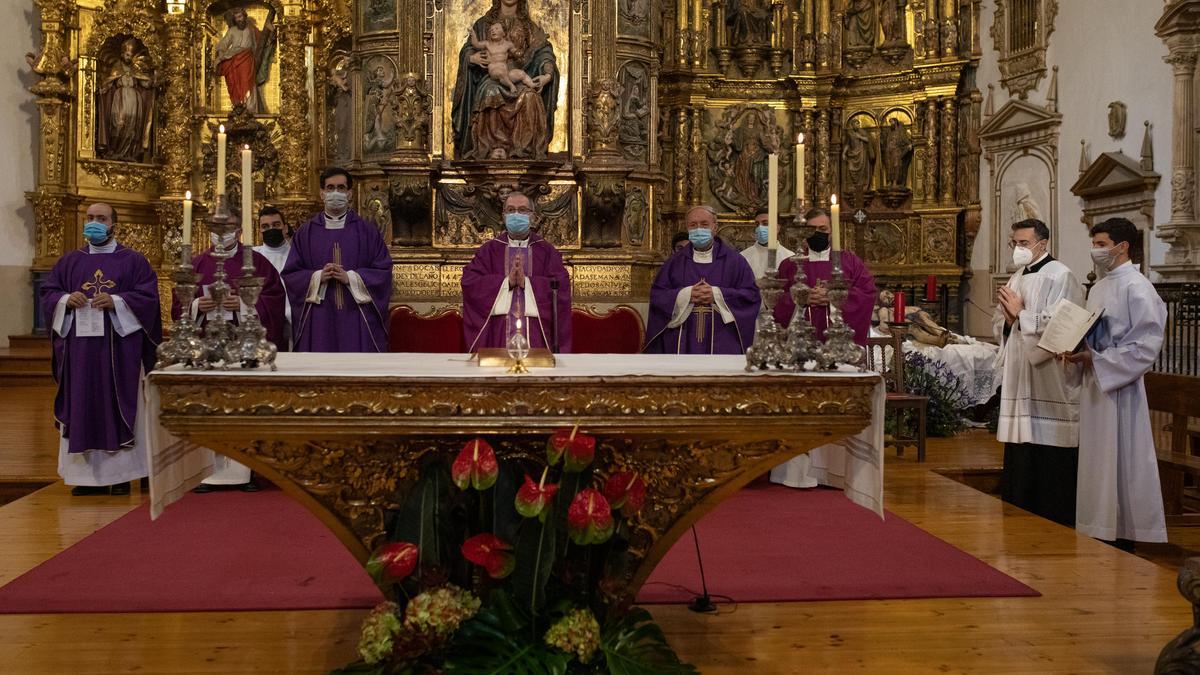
[144,354,884,520]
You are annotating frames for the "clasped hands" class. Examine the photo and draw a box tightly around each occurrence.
[508,257,526,290]
[197,294,241,313]
[808,282,829,307]
[997,286,1024,324]
[321,262,350,284]
[689,281,714,306]
[67,291,114,311]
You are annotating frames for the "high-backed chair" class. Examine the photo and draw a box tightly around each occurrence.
[864,331,928,462]
[570,306,645,354]
[387,305,467,353]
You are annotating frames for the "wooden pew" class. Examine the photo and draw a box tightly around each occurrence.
[1146,372,1200,525]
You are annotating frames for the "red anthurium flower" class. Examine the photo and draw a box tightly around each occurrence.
[365,541,419,584]
[515,467,559,519]
[567,488,615,545]
[452,438,499,491]
[461,533,515,579]
[602,471,647,517]
[547,426,596,472]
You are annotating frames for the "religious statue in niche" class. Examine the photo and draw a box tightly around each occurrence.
[843,0,877,66]
[842,117,877,203]
[618,63,650,162]
[726,0,772,46]
[451,0,559,160]
[708,106,781,213]
[880,0,907,46]
[618,0,650,37]
[326,53,354,163]
[363,57,398,155]
[1009,182,1042,222]
[394,73,432,150]
[624,187,647,246]
[363,0,397,32]
[880,118,913,188]
[214,4,276,114]
[96,37,156,163]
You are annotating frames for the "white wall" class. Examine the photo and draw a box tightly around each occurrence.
[0,5,40,346]
[967,0,1173,334]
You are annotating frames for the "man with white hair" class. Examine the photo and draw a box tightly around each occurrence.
[644,205,760,354]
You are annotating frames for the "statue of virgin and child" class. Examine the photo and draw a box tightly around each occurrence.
[451,0,560,160]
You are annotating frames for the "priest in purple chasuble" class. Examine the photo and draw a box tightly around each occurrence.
[643,205,760,354]
[41,203,161,496]
[461,191,573,352]
[770,206,876,492]
[773,207,876,346]
[171,230,286,348]
[282,167,392,352]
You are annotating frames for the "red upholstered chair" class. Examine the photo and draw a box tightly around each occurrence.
[387,305,467,353]
[570,305,645,354]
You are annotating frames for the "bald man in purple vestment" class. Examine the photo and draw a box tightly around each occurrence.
[462,192,573,353]
[644,206,760,354]
[282,167,392,352]
[41,203,162,496]
[773,207,876,345]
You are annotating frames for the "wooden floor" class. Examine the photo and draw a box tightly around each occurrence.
[0,386,1190,673]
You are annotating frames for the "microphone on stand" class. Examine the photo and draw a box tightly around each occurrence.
[687,526,717,613]
[549,278,560,353]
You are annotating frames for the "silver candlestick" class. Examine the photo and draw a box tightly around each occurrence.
[783,254,822,371]
[155,244,205,369]
[198,195,240,369]
[820,250,865,368]
[745,250,788,372]
[233,245,278,370]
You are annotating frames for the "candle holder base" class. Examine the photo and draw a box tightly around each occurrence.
[746,266,788,371]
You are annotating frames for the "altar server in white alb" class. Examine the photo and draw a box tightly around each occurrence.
[740,207,794,280]
[992,218,1083,527]
[1065,217,1167,547]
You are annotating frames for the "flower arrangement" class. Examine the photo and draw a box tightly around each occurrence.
[333,427,696,674]
[900,351,970,437]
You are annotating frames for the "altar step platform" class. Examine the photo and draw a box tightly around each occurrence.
[0,335,51,387]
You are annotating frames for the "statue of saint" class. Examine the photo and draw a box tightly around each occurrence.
[326,55,353,162]
[215,5,277,113]
[97,38,155,163]
[842,118,876,196]
[731,115,770,206]
[363,62,397,154]
[843,0,877,50]
[451,0,558,160]
[726,0,772,47]
[881,118,913,188]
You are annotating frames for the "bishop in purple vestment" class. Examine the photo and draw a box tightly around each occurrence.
[40,203,161,493]
[461,192,572,352]
[171,231,287,348]
[773,207,876,345]
[644,206,760,354]
[282,168,392,352]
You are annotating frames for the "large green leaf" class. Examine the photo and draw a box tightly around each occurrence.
[394,464,451,569]
[511,511,558,625]
[601,608,697,675]
[442,605,570,675]
[490,459,523,544]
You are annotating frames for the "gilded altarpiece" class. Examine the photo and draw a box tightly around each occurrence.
[25,0,980,327]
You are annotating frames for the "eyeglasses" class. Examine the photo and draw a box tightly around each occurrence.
[323,185,351,193]
[503,207,534,215]
[1007,239,1040,249]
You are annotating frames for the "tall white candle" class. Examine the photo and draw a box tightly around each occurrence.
[241,144,253,243]
[216,125,227,196]
[795,133,805,206]
[182,190,193,246]
[830,194,841,251]
[767,153,779,250]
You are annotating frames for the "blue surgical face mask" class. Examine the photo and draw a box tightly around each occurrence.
[505,212,531,236]
[688,227,713,249]
[755,224,769,245]
[83,221,110,245]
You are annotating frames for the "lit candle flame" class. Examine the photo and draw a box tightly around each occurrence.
[830,194,838,206]
[797,133,804,144]
[219,124,225,134]
[515,318,523,330]
[184,190,191,200]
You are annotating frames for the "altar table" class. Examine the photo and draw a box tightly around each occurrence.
[144,353,884,603]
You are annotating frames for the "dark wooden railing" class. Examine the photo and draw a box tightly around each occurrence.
[1155,283,1200,377]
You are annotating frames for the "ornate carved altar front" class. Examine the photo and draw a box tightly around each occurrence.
[147,353,881,603]
[25,0,982,327]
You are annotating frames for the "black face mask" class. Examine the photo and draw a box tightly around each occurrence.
[807,231,830,252]
[262,228,285,248]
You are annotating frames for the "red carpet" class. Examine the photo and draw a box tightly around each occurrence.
[639,483,1038,603]
[0,483,1035,614]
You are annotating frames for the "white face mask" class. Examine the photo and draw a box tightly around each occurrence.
[323,190,349,213]
[210,231,237,249]
[1090,245,1119,271]
[1011,245,1034,267]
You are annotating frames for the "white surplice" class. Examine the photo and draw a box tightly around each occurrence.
[740,242,796,281]
[1075,261,1167,542]
[992,256,1084,447]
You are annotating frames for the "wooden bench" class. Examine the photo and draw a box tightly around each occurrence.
[1147,372,1200,525]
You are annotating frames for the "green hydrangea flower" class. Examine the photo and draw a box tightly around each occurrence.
[357,601,402,664]
[402,584,482,638]
[544,608,601,663]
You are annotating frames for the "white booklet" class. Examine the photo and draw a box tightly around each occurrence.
[1032,298,1103,363]
[74,303,105,338]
